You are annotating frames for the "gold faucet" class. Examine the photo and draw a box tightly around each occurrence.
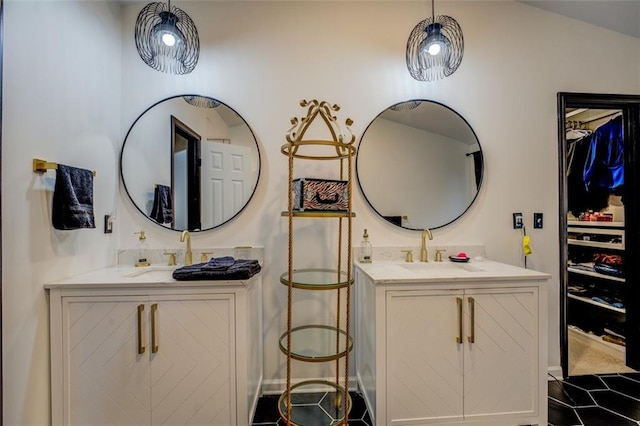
[420,229,433,262]
[180,230,193,266]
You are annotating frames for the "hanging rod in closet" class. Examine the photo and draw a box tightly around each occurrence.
[582,111,621,124]
[565,108,589,119]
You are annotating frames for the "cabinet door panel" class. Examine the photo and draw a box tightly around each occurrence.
[387,291,464,424]
[66,298,150,426]
[463,288,537,419]
[150,296,235,426]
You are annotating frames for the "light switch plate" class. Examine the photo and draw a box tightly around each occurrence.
[513,212,523,229]
[534,213,543,229]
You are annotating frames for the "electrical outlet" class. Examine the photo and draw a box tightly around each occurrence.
[104,214,113,234]
[513,212,523,229]
[534,213,543,229]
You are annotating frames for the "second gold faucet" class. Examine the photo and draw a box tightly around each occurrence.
[180,230,193,266]
[420,229,433,262]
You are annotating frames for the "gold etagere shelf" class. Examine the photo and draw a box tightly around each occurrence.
[278,100,356,426]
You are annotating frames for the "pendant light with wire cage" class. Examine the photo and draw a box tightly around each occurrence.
[406,0,464,82]
[135,0,200,75]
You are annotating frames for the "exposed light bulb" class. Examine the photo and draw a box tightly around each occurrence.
[427,42,441,56]
[162,32,176,46]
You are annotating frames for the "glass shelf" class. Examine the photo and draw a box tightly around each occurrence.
[280,269,353,290]
[278,380,352,426]
[281,211,355,218]
[279,325,353,362]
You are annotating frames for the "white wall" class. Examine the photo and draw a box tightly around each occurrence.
[2,1,123,424]
[3,1,640,424]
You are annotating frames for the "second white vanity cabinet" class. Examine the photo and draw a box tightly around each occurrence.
[355,261,549,426]
[47,270,263,426]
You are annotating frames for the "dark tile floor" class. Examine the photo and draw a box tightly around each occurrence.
[255,373,640,426]
[252,391,372,425]
[549,373,640,425]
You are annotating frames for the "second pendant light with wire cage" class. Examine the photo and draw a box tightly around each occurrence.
[406,0,464,82]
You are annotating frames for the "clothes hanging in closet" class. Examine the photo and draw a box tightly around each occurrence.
[583,115,624,193]
[567,114,623,217]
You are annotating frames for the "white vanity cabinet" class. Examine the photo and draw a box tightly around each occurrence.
[355,262,549,426]
[46,272,263,426]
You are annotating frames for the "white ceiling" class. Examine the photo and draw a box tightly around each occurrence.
[519,0,640,39]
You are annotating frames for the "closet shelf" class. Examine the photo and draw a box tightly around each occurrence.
[567,240,624,250]
[568,220,625,228]
[568,327,625,356]
[568,293,625,313]
[568,265,625,282]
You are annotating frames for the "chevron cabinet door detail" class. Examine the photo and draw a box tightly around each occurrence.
[49,274,263,426]
[149,296,234,426]
[355,268,548,426]
[387,291,465,424]
[66,298,151,426]
[385,288,539,425]
[463,288,538,420]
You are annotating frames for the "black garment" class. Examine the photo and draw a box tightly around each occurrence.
[567,134,609,217]
[52,164,95,230]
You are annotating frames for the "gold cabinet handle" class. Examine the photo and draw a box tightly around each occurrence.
[137,304,146,354]
[151,303,159,353]
[468,297,475,343]
[456,297,463,344]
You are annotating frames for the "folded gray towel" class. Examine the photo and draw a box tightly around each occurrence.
[52,164,95,230]
[173,256,261,281]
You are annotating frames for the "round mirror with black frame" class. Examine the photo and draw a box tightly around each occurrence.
[120,95,261,232]
[356,100,483,230]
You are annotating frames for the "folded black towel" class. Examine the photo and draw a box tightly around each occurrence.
[150,184,173,224]
[172,257,261,281]
[52,164,95,230]
[202,256,236,271]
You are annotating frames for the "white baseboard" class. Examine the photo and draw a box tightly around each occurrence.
[262,376,358,395]
[547,365,563,381]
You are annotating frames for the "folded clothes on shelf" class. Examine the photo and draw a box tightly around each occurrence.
[593,262,625,278]
[592,296,624,309]
[593,253,623,265]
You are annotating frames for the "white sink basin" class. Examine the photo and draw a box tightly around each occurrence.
[125,266,177,281]
[400,262,485,273]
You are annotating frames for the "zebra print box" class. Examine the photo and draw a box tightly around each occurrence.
[292,178,348,211]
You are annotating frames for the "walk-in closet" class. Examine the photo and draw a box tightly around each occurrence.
[559,93,640,378]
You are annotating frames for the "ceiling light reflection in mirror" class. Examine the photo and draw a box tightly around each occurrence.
[120,95,261,232]
[356,100,483,230]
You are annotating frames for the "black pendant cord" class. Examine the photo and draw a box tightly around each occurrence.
[431,0,435,23]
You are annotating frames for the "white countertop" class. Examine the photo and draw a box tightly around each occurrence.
[44,265,259,289]
[355,259,551,284]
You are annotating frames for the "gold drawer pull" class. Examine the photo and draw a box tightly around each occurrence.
[456,297,463,344]
[151,303,159,353]
[468,297,475,343]
[137,304,146,354]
